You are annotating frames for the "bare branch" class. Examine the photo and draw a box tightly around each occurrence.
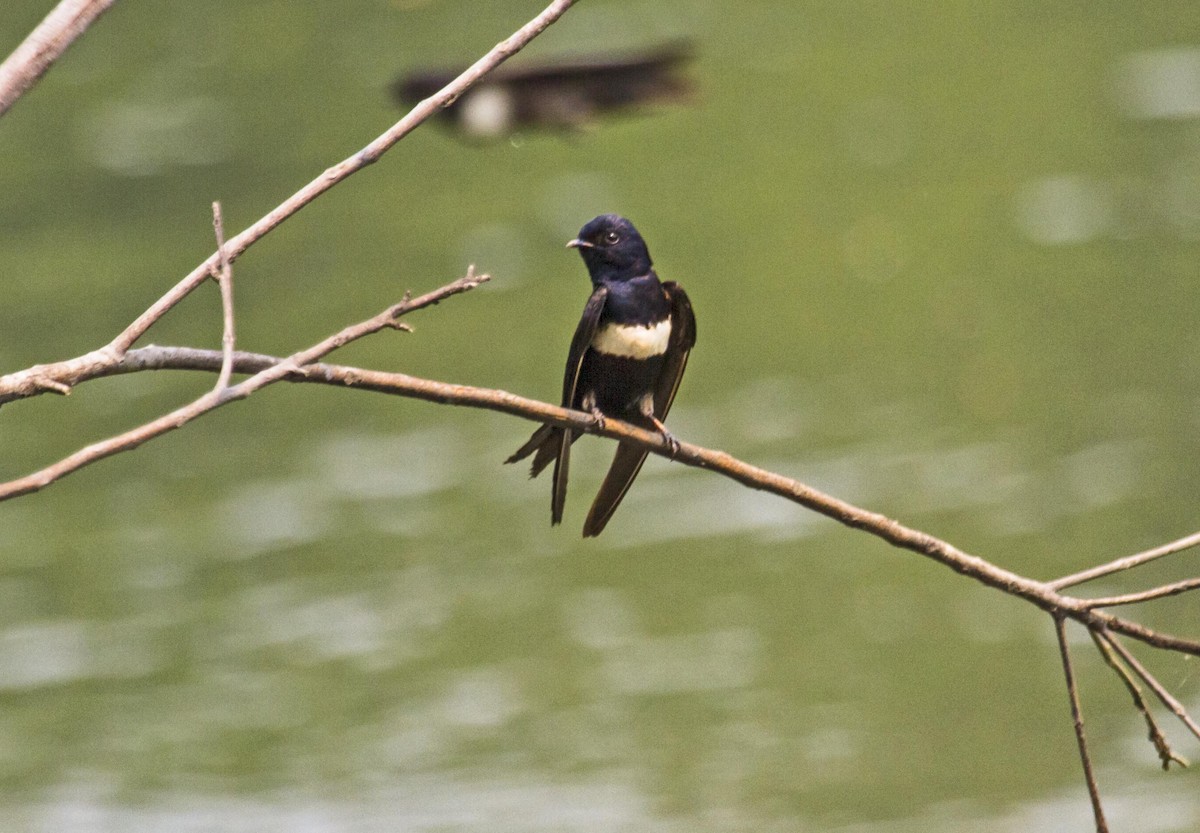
[210,201,236,391]
[104,0,577,358]
[1052,529,1200,590]
[1089,630,1189,769]
[0,0,119,118]
[0,268,489,501]
[1081,577,1200,609]
[0,348,118,401]
[1100,630,1200,744]
[1056,616,1109,833]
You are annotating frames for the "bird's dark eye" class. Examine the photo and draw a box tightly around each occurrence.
[604,231,621,244]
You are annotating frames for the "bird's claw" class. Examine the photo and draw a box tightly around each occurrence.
[661,430,681,458]
[589,407,607,431]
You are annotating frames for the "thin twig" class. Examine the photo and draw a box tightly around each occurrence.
[0,0,576,408]
[1052,529,1200,590]
[0,0,120,118]
[1100,629,1200,744]
[1081,577,1200,609]
[1089,629,1188,769]
[1055,616,1109,833]
[0,269,489,501]
[103,0,577,358]
[210,201,236,391]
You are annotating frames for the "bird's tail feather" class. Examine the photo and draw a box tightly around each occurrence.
[581,410,660,537]
[505,424,554,467]
[505,425,583,479]
[550,428,571,525]
[582,442,650,537]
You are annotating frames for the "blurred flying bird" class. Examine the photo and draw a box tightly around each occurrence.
[393,41,695,139]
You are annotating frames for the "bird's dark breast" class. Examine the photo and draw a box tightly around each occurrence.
[601,275,670,325]
[576,350,666,416]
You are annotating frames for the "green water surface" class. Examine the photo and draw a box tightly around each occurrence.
[1,2,1198,830]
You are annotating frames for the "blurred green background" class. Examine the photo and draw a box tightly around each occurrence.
[2,1,1199,830]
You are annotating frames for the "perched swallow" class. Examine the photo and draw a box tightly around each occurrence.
[393,41,694,140]
[506,214,696,537]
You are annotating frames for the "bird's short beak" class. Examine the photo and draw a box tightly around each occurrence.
[566,238,593,249]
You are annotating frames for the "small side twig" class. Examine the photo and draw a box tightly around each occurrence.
[1055,616,1109,833]
[1089,629,1189,770]
[1052,530,1200,590]
[1100,629,1200,745]
[1081,577,1200,609]
[5,332,1197,663]
[210,201,236,391]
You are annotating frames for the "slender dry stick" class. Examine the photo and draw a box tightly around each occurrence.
[210,201,236,391]
[0,269,487,501]
[1088,629,1188,769]
[1053,530,1200,590]
[1100,630,1200,743]
[1056,616,1109,833]
[0,0,577,406]
[104,0,577,359]
[1082,577,1200,609]
[0,0,119,118]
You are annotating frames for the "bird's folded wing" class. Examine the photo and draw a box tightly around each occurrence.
[551,286,608,525]
[653,282,696,418]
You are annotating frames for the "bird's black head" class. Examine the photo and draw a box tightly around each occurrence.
[567,214,652,283]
